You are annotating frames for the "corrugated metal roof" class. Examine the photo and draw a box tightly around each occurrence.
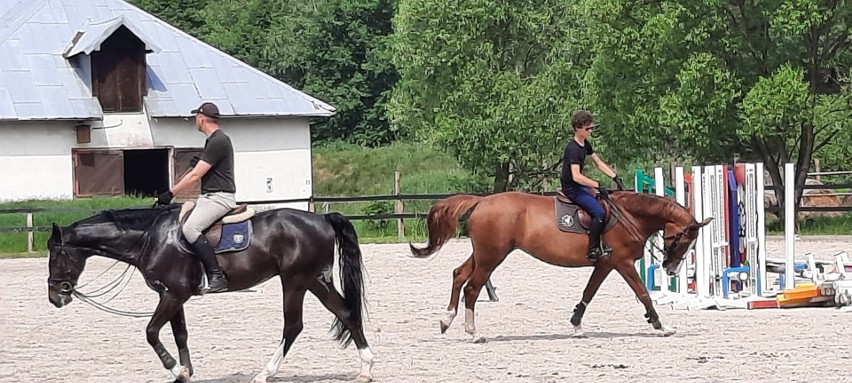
[63,15,161,58]
[0,0,335,121]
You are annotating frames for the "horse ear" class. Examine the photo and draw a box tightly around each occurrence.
[689,217,713,231]
[50,223,63,244]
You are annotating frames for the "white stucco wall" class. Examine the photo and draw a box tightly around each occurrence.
[0,115,315,208]
[0,121,75,201]
[151,117,313,208]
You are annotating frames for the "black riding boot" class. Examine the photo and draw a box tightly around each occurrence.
[189,236,229,293]
[586,218,606,261]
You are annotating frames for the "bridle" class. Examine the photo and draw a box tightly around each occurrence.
[600,193,693,264]
[48,245,154,318]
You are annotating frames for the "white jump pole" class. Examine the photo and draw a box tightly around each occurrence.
[784,162,795,290]
[654,167,669,292]
[675,167,688,293]
[756,162,767,296]
[693,166,710,297]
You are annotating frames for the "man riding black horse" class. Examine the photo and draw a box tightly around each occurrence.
[156,102,233,293]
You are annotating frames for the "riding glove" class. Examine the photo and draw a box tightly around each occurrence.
[156,191,174,206]
[612,175,625,191]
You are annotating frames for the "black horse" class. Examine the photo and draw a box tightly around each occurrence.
[46,203,375,383]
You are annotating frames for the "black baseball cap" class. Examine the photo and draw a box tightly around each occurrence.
[191,102,220,119]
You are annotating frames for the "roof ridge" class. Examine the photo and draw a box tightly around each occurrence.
[113,0,335,114]
[0,0,50,44]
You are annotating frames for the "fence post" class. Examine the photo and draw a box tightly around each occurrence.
[814,158,821,182]
[26,212,34,252]
[394,171,404,240]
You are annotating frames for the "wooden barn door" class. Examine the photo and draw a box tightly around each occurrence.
[172,148,203,200]
[73,149,124,197]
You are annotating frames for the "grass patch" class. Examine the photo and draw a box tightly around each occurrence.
[766,213,852,236]
[311,140,487,238]
[0,196,149,253]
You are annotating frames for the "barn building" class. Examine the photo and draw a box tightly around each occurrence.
[0,0,333,210]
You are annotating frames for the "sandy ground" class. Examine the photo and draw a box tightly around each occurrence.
[1,236,850,383]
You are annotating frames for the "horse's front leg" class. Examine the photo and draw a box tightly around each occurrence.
[615,261,676,336]
[169,305,193,382]
[145,293,186,380]
[569,264,613,338]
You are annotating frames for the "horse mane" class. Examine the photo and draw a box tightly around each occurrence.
[615,192,693,224]
[72,205,177,232]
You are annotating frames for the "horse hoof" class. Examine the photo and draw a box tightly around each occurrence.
[171,366,191,383]
[570,325,587,338]
[471,334,487,344]
[250,373,268,383]
[439,321,450,334]
[356,374,373,383]
[659,326,676,337]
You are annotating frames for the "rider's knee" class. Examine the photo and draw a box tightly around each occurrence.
[182,225,201,243]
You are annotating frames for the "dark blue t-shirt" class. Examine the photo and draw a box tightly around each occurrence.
[560,139,594,191]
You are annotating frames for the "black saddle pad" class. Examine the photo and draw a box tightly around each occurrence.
[554,198,588,234]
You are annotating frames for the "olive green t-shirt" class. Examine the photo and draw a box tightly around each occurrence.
[199,129,236,193]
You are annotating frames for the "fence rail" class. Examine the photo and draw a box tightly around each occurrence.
[2,183,850,246]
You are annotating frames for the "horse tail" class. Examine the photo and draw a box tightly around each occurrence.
[409,194,482,258]
[324,212,366,349]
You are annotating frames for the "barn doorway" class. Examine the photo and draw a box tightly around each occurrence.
[123,148,169,197]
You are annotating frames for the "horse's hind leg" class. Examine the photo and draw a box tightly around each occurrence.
[309,280,375,382]
[615,262,676,336]
[441,255,475,334]
[251,287,307,383]
[569,264,613,338]
[463,249,509,343]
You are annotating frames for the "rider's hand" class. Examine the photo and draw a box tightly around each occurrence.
[612,175,625,191]
[596,184,610,198]
[156,191,174,206]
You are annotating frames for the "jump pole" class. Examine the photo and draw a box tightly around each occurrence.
[784,162,795,290]
[674,166,688,293]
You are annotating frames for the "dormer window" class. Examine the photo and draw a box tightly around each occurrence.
[63,16,160,114]
[91,25,146,112]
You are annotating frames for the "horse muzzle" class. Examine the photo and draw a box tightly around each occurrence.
[48,281,74,308]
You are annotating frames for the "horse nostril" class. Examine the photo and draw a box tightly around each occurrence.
[60,281,73,292]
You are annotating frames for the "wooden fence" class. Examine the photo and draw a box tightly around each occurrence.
[2,181,851,252]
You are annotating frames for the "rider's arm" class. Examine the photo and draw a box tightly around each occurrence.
[590,153,617,178]
[171,161,212,195]
[570,164,600,188]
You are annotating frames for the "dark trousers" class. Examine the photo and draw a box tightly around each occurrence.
[564,186,605,221]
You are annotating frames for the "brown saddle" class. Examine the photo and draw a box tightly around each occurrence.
[554,188,617,234]
[178,201,255,247]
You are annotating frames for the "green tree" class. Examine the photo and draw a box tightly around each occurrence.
[129,0,211,38]
[139,0,401,147]
[585,0,851,212]
[390,0,592,192]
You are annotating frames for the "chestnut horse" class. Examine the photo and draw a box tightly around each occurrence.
[410,190,712,342]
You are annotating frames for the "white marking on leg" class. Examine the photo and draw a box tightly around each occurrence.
[265,341,286,376]
[251,341,285,383]
[571,324,586,338]
[658,324,677,336]
[357,347,374,382]
[169,365,189,382]
[464,308,475,335]
[464,308,485,342]
[440,309,456,329]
